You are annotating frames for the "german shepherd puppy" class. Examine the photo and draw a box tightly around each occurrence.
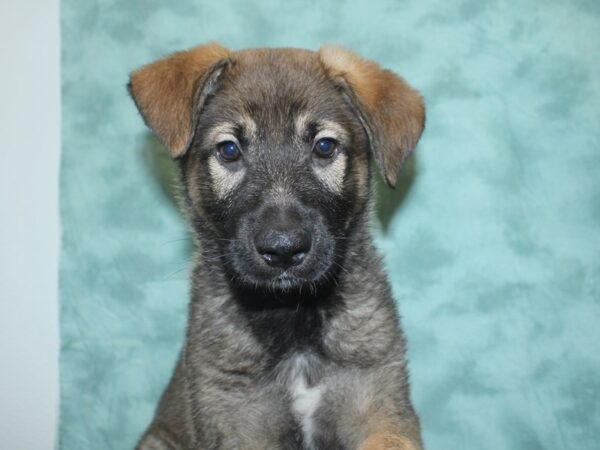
[128,43,425,450]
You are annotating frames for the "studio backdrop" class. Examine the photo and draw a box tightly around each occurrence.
[59,0,600,449]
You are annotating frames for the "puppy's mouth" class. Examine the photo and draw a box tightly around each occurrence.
[266,271,314,292]
[236,266,332,293]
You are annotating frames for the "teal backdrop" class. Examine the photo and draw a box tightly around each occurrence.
[59,0,600,449]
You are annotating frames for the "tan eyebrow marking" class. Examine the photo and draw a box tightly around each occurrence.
[205,114,258,145]
[315,120,350,142]
[295,112,311,136]
[205,123,238,144]
[295,114,351,143]
[239,114,258,140]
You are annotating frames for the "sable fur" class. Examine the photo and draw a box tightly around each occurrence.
[128,43,425,450]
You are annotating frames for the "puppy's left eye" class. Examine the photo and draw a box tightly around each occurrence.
[217,141,241,162]
[313,138,337,159]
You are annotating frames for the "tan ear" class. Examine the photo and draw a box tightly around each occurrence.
[128,42,231,158]
[318,45,425,187]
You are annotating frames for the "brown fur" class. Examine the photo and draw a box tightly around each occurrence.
[129,42,230,157]
[359,432,417,450]
[359,419,422,450]
[318,45,425,187]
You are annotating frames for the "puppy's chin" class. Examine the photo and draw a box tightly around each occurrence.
[231,263,334,294]
[253,271,331,293]
[259,274,314,293]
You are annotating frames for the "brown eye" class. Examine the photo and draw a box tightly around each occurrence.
[217,141,241,162]
[313,138,337,158]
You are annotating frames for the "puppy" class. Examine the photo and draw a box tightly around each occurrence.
[128,43,425,450]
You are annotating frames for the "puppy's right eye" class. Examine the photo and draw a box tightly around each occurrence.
[217,141,241,162]
[313,138,337,159]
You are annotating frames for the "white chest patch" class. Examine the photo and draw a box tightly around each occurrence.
[288,355,323,448]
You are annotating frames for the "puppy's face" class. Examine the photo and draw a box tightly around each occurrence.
[129,44,425,292]
[184,51,369,290]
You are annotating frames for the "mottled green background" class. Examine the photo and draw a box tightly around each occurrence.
[60,0,600,449]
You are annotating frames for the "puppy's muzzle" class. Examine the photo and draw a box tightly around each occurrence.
[254,227,312,269]
[231,200,335,288]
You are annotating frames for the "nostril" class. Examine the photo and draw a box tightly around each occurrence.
[291,251,306,265]
[260,252,282,266]
[254,229,311,268]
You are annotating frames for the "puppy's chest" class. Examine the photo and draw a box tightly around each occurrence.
[277,354,325,448]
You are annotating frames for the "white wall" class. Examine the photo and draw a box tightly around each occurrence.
[0,1,60,449]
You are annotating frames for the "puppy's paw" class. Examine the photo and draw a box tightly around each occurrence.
[359,431,421,450]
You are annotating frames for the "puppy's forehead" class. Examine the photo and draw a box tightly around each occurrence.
[231,48,324,88]
[215,49,339,126]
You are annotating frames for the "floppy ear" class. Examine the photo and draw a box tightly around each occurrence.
[318,45,425,187]
[128,42,231,158]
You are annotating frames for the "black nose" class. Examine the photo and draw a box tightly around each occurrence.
[254,228,311,269]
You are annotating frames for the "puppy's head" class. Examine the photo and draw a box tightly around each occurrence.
[129,43,424,292]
